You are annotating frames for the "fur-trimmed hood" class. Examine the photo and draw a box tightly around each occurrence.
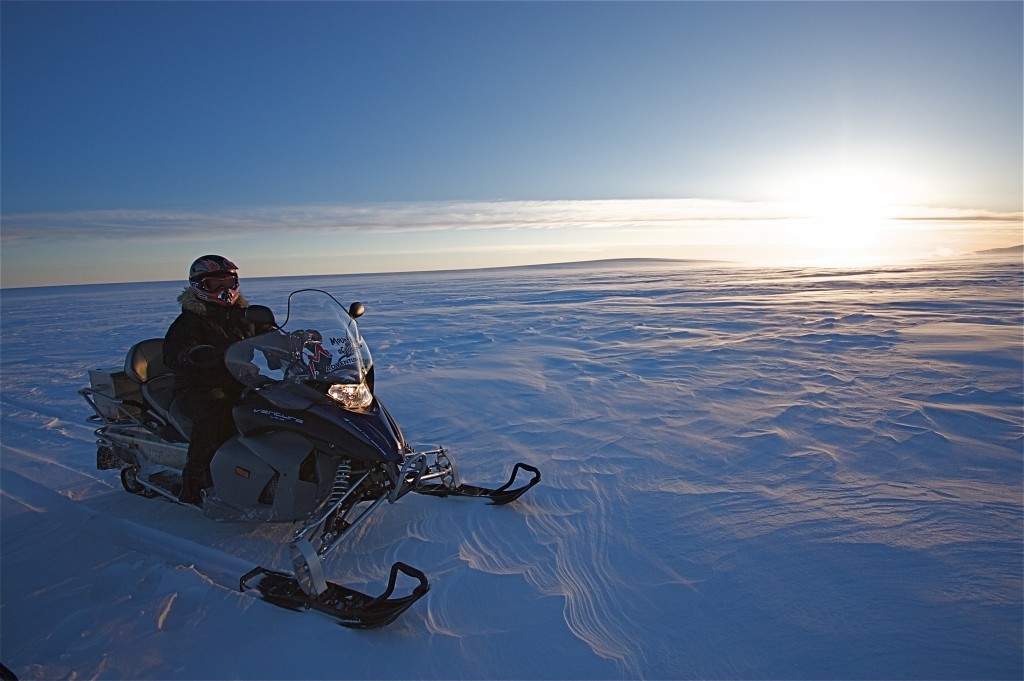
[177,286,249,315]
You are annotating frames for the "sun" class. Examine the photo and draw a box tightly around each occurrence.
[774,165,914,266]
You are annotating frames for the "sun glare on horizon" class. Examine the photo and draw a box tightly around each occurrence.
[768,165,928,266]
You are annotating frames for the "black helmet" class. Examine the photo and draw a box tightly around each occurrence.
[189,255,238,282]
[188,255,240,307]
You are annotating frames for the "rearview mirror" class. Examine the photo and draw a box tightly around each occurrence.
[348,302,365,319]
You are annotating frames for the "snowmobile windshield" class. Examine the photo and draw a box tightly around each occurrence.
[225,289,373,412]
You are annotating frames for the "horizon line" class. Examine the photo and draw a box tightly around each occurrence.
[3,251,1021,292]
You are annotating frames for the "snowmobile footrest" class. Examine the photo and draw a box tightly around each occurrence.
[418,462,541,505]
[240,561,430,629]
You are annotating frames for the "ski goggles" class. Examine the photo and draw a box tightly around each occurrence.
[199,273,239,293]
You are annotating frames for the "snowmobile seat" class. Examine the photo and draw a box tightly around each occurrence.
[124,338,193,441]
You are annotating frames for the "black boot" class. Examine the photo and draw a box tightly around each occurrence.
[178,471,204,507]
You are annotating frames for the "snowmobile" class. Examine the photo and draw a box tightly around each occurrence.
[80,288,540,628]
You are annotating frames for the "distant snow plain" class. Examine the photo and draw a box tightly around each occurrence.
[1,256,1021,680]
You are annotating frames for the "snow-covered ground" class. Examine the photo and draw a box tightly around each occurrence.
[2,257,1021,680]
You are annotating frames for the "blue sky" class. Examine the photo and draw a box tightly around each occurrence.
[2,1,1021,287]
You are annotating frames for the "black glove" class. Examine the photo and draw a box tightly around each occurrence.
[184,345,223,369]
[291,329,322,343]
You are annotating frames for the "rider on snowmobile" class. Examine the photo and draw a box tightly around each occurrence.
[164,255,269,506]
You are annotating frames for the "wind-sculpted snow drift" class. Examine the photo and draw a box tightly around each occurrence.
[2,257,1021,679]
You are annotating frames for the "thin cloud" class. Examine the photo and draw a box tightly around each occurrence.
[0,199,804,244]
[890,207,1024,223]
[3,200,1018,252]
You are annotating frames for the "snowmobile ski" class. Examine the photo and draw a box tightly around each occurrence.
[240,561,430,629]
[416,461,541,505]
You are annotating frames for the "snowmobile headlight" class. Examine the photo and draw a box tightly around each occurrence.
[327,381,373,410]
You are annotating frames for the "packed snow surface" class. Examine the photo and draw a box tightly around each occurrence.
[2,258,1021,680]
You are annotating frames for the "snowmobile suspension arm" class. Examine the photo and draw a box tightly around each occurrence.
[288,490,390,597]
[316,493,389,560]
[298,468,374,540]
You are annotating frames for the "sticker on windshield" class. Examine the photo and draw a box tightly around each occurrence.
[304,343,333,379]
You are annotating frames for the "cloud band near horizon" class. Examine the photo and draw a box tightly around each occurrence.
[3,199,1022,244]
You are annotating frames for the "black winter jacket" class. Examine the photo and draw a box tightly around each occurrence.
[163,287,258,396]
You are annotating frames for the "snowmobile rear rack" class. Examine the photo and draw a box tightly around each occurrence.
[416,462,541,505]
[240,561,430,629]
